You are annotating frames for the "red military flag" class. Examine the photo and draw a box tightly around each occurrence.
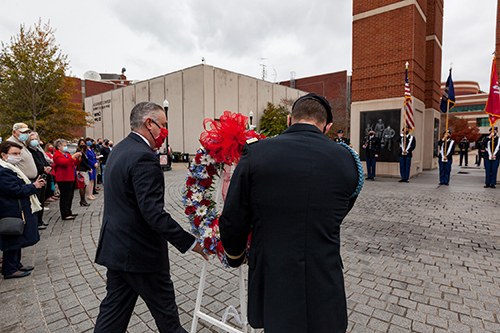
[404,64,415,131]
[485,56,500,126]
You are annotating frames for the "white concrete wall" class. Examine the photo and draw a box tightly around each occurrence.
[85,64,304,155]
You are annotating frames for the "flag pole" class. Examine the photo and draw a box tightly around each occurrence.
[403,62,409,153]
[444,100,450,159]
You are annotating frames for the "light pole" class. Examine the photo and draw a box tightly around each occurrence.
[163,99,171,171]
[249,111,254,130]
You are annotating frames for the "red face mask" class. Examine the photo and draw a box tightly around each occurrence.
[149,119,168,152]
[48,147,55,153]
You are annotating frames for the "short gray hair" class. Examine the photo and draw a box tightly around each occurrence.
[54,139,66,149]
[130,102,164,130]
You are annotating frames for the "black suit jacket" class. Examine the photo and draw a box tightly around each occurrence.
[398,134,416,157]
[363,135,381,158]
[95,133,194,273]
[220,124,358,333]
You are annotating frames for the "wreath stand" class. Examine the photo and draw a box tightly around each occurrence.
[190,260,255,333]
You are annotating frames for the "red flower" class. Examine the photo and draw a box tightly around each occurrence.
[185,205,196,215]
[186,177,196,186]
[193,216,202,227]
[186,190,193,199]
[206,164,217,176]
[216,241,224,255]
[204,238,216,254]
[200,199,211,206]
[195,153,202,164]
[199,178,213,188]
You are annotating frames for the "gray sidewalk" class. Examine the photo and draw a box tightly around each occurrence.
[1,161,499,333]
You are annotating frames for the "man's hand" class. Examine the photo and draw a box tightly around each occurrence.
[44,166,51,174]
[192,242,210,261]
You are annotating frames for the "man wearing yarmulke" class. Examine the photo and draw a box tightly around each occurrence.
[220,93,362,333]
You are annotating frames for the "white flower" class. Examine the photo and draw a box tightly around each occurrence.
[197,206,207,216]
[205,229,213,238]
[192,192,203,202]
[201,154,215,165]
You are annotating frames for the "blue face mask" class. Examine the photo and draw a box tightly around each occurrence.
[18,133,28,142]
[86,142,92,146]
[62,146,68,152]
[0,137,2,144]
[30,140,39,147]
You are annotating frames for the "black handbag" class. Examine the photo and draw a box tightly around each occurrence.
[0,199,26,235]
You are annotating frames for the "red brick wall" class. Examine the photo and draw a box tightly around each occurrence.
[425,0,444,110]
[352,4,427,102]
[280,71,347,101]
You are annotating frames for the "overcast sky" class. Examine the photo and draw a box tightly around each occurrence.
[0,1,497,91]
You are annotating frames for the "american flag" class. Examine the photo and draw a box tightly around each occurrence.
[404,66,415,132]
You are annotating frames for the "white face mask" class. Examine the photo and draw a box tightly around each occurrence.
[6,155,22,165]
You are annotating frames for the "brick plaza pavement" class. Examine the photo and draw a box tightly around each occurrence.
[1,160,499,333]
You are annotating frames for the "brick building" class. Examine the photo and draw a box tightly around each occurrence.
[69,74,129,138]
[351,0,444,176]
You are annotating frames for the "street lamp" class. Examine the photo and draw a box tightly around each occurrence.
[163,99,171,171]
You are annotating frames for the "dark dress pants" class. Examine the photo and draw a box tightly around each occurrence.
[366,157,376,178]
[438,159,452,184]
[94,268,187,333]
[459,152,468,166]
[399,156,411,180]
[2,249,22,276]
[484,158,500,185]
[57,181,74,219]
[36,185,47,225]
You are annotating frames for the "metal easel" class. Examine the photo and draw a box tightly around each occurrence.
[190,260,255,333]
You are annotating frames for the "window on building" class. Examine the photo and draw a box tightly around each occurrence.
[476,117,490,127]
[451,104,486,113]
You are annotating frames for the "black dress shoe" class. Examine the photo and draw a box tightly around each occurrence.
[38,225,47,230]
[484,184,491,188]
[4,271,31,279]
[80,201,90,207]
[93,191,99,195]
[491,185,496,189]
[19,266,34,272]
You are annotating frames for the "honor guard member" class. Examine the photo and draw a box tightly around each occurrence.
[362,128,380,180]
[220,93,360,333]
[334,130,350,145]
[476,137,485,167]
[458,136,470,167]
[438,130,455,185]
[398,126,416,182]
[483,127,499,188]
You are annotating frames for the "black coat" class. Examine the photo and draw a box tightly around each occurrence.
[0,166,40,251]
[95,133,195,273]
[100,146,111,165]
[220,124,358,333]
[438,139,455,160]
[398,134,416,157]
[362,135,381,158]
[28,146,50,177]
[482,136,500,159]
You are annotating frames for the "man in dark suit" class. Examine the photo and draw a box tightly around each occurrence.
[219,93,359,333]
[362,128,381,180]
[94,102,208,333]
[398,126,416,183]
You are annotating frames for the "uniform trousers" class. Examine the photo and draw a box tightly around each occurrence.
[2,249,22,276]
[484,158,500,185]
[57,181,74,219]
[366,157,377,178]
[94,268,186,333]
[399,156,411,180]
[438,159,453,184]
[459,151,468,166]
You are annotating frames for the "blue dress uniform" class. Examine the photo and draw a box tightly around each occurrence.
[362,134,380,180]
[334,130,350,145]
[438,138,455,185]
[220,123,359,333]
[398,134,416,182]
[482,135,500,188]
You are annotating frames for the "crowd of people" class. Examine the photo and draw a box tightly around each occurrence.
[0,122,112,279]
